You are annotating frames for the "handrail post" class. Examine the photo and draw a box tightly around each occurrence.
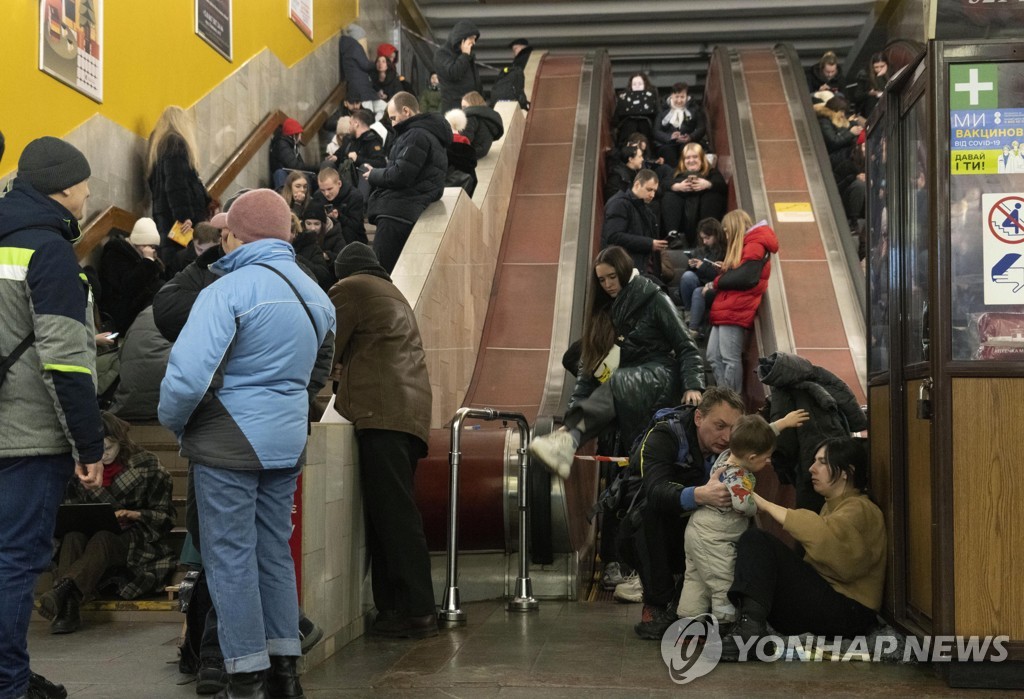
[438,407,538,625]
[507,416,539,612]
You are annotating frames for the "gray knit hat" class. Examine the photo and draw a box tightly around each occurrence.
[18,136,91,194]
[345,23,366,40]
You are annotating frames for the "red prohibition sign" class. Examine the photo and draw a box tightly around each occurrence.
[989,196,1024,244]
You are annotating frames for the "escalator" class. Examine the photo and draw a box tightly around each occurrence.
[414,43,869,604]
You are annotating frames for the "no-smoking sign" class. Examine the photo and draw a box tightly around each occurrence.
[988,195,1024,244]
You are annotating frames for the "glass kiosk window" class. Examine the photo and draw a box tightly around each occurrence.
[868,126,889,374]
[948,62,1024,360]
[904,97,930,366]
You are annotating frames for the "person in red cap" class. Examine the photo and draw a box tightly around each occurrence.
[270,117,316,190]
[376,43,413,94]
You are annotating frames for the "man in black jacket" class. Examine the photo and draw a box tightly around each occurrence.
[434,21,482,113]
[363,92,449,273]
[309,167,366,258]
[619,387,742,640]
[601,169,667,277]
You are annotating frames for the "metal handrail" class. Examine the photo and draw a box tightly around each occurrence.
[439,407,538,625]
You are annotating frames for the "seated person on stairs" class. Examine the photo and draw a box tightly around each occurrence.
[38,412,175,635]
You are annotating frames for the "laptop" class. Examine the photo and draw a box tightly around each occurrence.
[53,503,120,539]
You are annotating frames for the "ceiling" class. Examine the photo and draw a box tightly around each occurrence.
[415,0,877,95]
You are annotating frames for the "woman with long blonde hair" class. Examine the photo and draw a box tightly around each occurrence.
[529,245,704,480]
[704,209,779,392]
[147,106,211,264]
[662,142,727,247]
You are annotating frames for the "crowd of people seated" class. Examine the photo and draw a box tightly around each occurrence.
[807,50,893,258]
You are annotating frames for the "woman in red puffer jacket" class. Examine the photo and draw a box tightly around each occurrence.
[706,209,779,392]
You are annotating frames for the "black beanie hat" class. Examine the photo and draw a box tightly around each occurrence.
[18,136,91,194]
[302,203,326,225]
[334,242,391,282]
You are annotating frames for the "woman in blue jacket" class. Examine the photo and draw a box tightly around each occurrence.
[159,190,336,699]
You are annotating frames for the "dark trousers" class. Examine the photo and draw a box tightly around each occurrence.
[357,429,435,617]
[564,381,617,445]
[618,505,688,609]
[0,455,74,699]
[729,528,877,636]
[660,192,699,247]
[57,530,130,598]
[372,217,415,274]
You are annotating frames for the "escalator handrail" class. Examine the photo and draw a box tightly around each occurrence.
[774,43,867,313]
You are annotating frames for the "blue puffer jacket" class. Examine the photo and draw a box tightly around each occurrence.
[158,239,336,469]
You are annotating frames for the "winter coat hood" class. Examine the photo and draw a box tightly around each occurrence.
[395,111,452,143]
[447,20,480,50]
[212,237,296,275]
[464,105,503,136]
[813,101,850,128]
[0,179,80,243]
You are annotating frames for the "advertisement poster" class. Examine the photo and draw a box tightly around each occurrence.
[948,61,1024,359]
[39,0,103,103]
[196,0,232,61]
[289,0,313,41]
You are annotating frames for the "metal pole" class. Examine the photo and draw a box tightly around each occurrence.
[439,408,539,624]
[507,416,539,612]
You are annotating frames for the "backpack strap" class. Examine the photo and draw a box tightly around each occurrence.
[0,332,36,389]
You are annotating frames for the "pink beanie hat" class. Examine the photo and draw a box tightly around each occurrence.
[225,189,292,243]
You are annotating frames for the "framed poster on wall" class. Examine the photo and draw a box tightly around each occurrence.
[289,0,313,41]
[39,0,103,103]
[196,0,232,61]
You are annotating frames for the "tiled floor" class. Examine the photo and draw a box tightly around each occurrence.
[25,599,1008,698]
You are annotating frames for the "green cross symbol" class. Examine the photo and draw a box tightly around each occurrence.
[951,64,998,110]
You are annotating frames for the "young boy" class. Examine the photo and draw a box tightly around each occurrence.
[676,410,807,622]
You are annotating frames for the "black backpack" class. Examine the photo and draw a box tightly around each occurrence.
[490,65,529,110]
[589,405,693,522]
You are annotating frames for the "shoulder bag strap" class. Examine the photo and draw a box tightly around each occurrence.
[253,263,318,334]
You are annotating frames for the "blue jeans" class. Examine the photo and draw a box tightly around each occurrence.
[678,271,706,329]
[707,324,747,392]
[193,464,301,673]
[0,455,74,699]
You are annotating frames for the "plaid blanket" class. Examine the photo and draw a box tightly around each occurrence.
[64,449,176,599]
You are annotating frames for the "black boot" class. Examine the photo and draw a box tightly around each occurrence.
[719,597,770,662]
[266,656,304,699]
[212,671,269,699]
[50,586,82,635]
[27,671,67,699]
[196,656,227,695]
[39,578,81,634]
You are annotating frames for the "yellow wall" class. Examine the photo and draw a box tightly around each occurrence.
[0,0,356,178]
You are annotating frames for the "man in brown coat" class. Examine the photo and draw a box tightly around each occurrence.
[328,242,436,639]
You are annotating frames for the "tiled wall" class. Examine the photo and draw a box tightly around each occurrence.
[392,101,529,428]
[299,422,371,668]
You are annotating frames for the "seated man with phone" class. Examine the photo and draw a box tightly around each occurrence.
[308,167,367,263]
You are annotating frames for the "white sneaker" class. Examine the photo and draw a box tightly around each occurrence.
[613,572,643,603]
[528,430,575,479]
